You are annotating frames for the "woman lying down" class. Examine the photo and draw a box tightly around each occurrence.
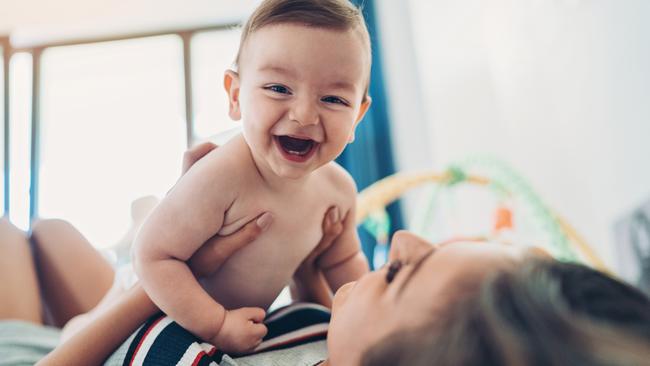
[2,209,650,366]
[1,151,649,366]
[1,216,650,365]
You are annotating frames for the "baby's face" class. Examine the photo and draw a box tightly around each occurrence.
[227,23,371,179]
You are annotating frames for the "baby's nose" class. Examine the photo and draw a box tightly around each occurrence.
[290,100,319,126]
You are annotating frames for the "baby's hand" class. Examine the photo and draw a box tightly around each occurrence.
[211,307,267,354]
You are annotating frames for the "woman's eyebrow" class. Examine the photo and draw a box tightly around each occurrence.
[396,247,436,298]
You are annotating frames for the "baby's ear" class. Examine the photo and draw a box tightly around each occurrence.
[224,70,242,121]
[349,96,372,143]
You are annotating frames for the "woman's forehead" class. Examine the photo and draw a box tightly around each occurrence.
[436,240,527,259]
[399,241,521,300]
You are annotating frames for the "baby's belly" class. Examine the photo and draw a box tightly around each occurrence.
[200,229,319,310]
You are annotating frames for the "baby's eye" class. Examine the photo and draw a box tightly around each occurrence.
[265,85,291,94]
[385,260,403,284]
[321,96,349,106]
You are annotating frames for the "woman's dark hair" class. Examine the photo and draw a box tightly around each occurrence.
[362,259,650,366]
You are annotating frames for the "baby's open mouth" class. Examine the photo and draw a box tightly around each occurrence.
[276,135,317,157]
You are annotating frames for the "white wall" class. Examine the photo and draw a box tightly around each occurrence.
[398,0,650,269]
[374,0,433,225]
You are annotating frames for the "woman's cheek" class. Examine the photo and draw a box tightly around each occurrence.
[331,281,355,313]
[328,282,370,366]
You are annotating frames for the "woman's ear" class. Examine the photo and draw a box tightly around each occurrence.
[348,96,372,143]
[224,70,242,121]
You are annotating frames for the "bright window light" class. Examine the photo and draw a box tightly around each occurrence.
[0,46,4,215]
[8,52,32,230]
[191,29,241,142]
[38,35,186,249]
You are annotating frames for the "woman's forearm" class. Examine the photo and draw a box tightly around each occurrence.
[37,284,158,366]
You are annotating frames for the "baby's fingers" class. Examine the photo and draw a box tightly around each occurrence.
[242,307,266,323]
[251,322,268,340]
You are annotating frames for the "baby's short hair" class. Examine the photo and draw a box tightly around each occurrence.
[235,0,372,99]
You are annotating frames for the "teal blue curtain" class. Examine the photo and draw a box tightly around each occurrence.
[337,0,404,269]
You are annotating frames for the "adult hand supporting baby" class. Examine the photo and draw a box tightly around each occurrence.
[291,206,344,308]
[189,213,273,277]
[182,141,218,174]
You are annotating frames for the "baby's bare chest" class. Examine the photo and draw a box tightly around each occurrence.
[202,188,336,309]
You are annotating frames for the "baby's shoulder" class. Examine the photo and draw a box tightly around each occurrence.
[194,135,255,177]
[315,162,358,197]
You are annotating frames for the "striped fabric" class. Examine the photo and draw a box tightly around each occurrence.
[121,303,330,366]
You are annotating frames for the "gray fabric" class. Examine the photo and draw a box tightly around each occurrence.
[230,340,327,366]
[106,336,327,365]
[0,320,129,366]
[0,320,327,366]
[0,320,60,366]
[104,327,138,366]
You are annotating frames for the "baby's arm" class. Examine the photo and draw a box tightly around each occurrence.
[299,170,369,293]
[134,152,264,352]
[134,155,228,340]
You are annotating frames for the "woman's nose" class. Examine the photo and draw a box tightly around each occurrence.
[388,231,433,263]
[332,280,356,311]
[289,98,319,126]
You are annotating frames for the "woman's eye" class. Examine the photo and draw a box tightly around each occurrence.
[322,96,348,106]
[266,85,290,94]
[385,260,403,284]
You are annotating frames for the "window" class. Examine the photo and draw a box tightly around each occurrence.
[0,45,5,215]
[38,35,187,249]
[8,52,32,229]
[191,29,241,142]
